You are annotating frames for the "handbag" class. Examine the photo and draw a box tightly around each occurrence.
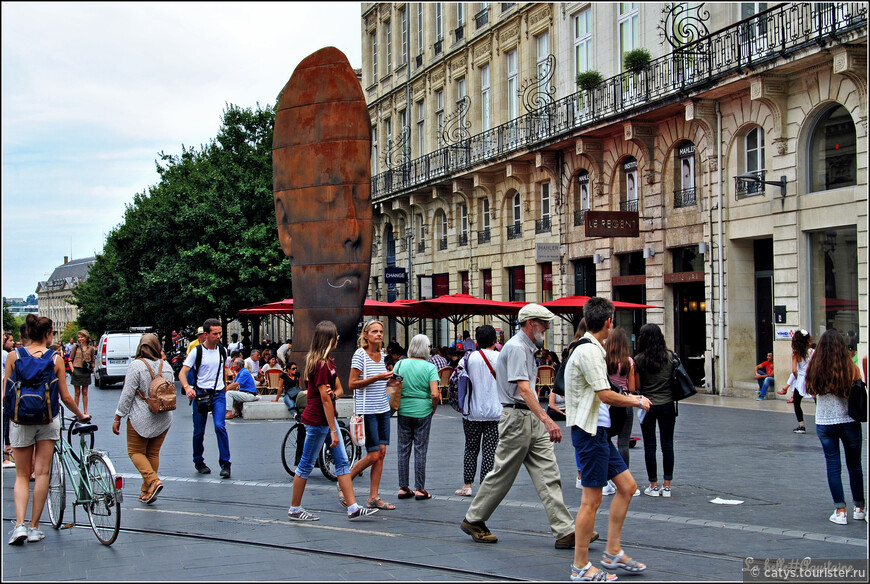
[349,354,369,447]
[848,379,867,423]
[386,360,403,412]
[194,390,214,414]
[670,353,697,402]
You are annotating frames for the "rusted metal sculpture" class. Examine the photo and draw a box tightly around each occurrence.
[274,47,372,391]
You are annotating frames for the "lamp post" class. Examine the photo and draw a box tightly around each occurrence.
[734,172,787,209]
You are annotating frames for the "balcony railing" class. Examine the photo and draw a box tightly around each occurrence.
[620,200,638,213]
[535,217,552,234]
[674,187,697,208]
[474,7,489,29]
[477,228,491,244]
[735,170,767,199]
[506,224,522,240]
[372,3,866,202]
[438,237,448,250]
[417,241,425,254]
[458,233,468,246]
[574,209,587,226]
[434,39,443,55]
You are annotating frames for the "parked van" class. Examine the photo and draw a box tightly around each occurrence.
[94,328,151,388]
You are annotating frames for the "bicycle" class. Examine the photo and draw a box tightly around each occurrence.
[281,413,362,481]
[46,410,124,546]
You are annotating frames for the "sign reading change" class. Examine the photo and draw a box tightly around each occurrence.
[585,211,640,238]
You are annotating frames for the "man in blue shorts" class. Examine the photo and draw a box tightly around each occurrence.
[564,297,651,581]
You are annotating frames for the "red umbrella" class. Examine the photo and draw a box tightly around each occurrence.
[541,296,657,328]
[238,298,293,316]
[414,294,525,340]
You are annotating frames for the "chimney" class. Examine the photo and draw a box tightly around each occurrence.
[64,256,69,264]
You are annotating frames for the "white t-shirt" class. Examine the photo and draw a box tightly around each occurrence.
[351,348,390,414]
[466,349,502,422]
[183,345,226,391]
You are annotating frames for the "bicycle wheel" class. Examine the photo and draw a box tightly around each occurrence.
[85,453,121,546]
[280,423,306,476]
[47,446,66,529]
[319,425,356,482]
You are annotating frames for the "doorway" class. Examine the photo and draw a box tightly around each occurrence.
[673,282,706,385]
[754,239,774,363]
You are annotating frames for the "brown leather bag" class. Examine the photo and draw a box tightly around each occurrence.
[136,359,177,413]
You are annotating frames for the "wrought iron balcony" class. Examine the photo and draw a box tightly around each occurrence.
[674,188,697,208]
[735,170,766,199]
[574,209,587,227]
[455,25,464,42]
[506,224,522,240]
[438,237,448,251]
[535,217,552,234]
[371,3,866,202]
[417,241,425,254]
[477,228,491,244]
[458,233,468,246]
[474,7,489,29]
[434,39,443,55]
[620,200,638,213]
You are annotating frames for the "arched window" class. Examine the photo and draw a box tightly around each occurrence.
[574,170,590,226]
[622,157,638,211]
[675,141,696,207]
[809,104,857,192]
[508,192,522,240]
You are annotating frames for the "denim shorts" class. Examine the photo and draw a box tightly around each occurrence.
[363,410,391,453]
[572,425,628,488]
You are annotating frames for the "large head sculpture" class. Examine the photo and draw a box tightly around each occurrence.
[273,47,372,390]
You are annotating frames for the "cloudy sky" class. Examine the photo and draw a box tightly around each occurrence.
[1,2,362,300]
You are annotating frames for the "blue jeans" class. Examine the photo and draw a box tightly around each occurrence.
[191,391,230,467]
[296,421,350,480]
[757,376,775,398]
[816,422,865,508]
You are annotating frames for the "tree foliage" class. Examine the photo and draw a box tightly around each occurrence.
[73,103,292,343]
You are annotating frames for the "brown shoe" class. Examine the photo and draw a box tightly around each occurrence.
[225,411,234,420]
[461,518,498,543]
[554,530,598,549]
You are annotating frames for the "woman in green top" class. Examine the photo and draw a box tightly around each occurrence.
[395,334,440,500]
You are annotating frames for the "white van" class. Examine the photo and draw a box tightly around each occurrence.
[94,329,150,388]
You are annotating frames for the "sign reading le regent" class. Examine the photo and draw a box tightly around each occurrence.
[585,211,640,238]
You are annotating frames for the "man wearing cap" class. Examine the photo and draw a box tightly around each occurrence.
[186,327,207,356]
[461,303,587,550]
[564,297,651,580]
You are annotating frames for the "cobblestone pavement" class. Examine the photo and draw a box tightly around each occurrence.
[2,384,867,581]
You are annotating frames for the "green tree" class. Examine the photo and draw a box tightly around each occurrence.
[73,103,292,345]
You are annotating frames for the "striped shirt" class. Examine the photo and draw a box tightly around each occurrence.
[351,348,390,414]
[564,332,610,434]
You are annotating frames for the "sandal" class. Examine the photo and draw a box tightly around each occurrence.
[572,562,618,582]
[338,485,348,507]
[367,497,395,510]
[397,487,414,499]
[415,489,432,500]
[600,550,646,573]
[455,486,473,497]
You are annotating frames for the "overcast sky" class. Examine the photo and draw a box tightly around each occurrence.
[1,2,362,300]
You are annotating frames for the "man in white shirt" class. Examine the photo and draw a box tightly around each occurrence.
[244,349,264,384]
[276,340,292,365]
[180,319,232,478]
[227,333,244,354]
[564,297,650,581]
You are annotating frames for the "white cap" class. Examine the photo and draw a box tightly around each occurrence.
[517,303,556,323]
[196,327,205,335]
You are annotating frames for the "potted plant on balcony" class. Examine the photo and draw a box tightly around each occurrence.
[576,70,603,112]
[623,48,651,72]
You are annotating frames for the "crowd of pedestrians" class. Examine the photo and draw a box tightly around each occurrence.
[3,302,866,584]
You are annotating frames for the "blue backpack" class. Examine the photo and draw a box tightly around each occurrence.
[4,348,60,425]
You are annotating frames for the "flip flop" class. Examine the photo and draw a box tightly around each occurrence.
[397,488,414,499]
[367,497,396,510]
[414,489,432,500]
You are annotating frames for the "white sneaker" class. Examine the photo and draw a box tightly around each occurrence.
[829,510,847,525]
[8,524,27,545]
[602,481,617,496]
[288,508,319,521]
[661,487,672,498]
[632,488,640,497]
[644,486,660,497]
[575,478,582,489]
[853,507,866,521]
[26,527,44,542]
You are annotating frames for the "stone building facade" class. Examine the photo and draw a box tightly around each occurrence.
[360,2,867,395]
[36,256,95,340]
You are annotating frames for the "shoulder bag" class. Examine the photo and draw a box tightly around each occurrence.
[349,354,367,447]
[386,359,404,413]
[848,378,867,423]
[670,352,697,402]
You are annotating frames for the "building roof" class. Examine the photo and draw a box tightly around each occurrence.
[36,256,96,293]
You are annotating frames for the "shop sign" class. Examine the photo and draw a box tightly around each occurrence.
[535,242,560,262]
[585,211,640,237]
[664,271,704,284]
[612,275,646,287]
[385,267,407,283]
[775,326,798,341]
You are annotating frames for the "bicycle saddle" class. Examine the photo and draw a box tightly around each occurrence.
[71,423,99,435]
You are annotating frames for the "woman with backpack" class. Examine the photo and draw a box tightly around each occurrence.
[634,323,677,498]
[805,329,865,525]
[69,330,95,417]
[4,314,89,546]
[112,334,175,504]
[454,325,501,497]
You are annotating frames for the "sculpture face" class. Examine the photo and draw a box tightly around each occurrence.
[273,47,372,388]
